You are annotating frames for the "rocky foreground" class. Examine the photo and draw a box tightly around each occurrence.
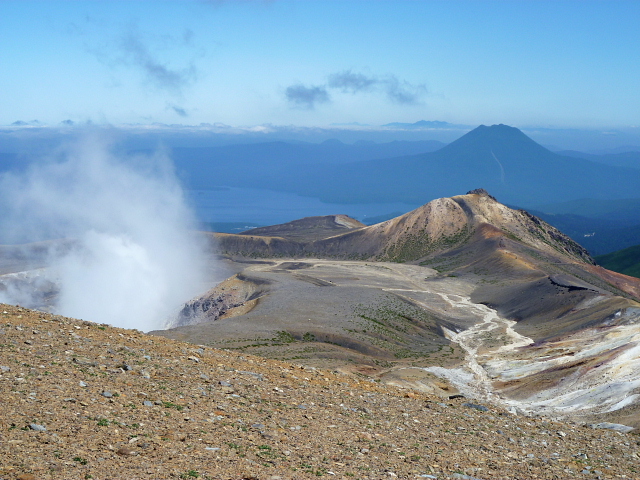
[1,304,640,480]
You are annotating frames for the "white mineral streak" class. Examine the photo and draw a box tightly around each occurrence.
[421,288,640,422]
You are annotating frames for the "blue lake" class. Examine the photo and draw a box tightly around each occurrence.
[187,187,418,229]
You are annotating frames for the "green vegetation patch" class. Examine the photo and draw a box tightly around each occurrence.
[350,296,446,358]
[382,225,472,263]
[596,244,640,279]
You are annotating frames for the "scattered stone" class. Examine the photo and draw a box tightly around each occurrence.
[240,370,264,381]
[101,391,113,398]
[116,446,136,456]
[16,474,36,480]
[588,422,635,433]
[462,402,489,412]
[29,423,46,432]
[2,303,640,480]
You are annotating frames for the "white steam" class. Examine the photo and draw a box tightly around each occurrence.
[0,131,208,331]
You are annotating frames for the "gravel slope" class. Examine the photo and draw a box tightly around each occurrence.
[2,303,639,480]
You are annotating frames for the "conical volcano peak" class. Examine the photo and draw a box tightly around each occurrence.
[445,123,547,154]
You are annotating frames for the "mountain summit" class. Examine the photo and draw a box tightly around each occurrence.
[441,123,548,156]
[215,189,595,266]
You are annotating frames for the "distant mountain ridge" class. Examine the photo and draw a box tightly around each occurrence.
[293,124,640,207]
[170,138,446,191]
[558,149,640,169]
[382,120,458,129]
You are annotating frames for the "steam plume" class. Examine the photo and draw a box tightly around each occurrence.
[0,130,208,331]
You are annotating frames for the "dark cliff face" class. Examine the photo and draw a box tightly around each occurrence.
[175,291,239,327]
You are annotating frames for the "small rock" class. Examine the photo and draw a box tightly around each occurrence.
[240,370,264,381]
[79,381,88,387]
[187,356,200,363]
[143,400,154,407]
[17,474,36,480]
[0,365,10,372]
[29,423,46,432]
[557,431,566,437]
[102,391,113,398]
[116,446,136,456]
[462,402,489,412]
[219,380,232,387]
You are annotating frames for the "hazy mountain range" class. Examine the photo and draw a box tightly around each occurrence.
[169,123,640,256]
[1,123,639,256]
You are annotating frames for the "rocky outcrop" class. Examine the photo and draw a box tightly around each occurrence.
[169,274,268,328]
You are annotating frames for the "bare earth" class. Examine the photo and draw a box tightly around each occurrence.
[2,304,640,480]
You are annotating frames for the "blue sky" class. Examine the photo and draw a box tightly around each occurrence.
[2,0,639,130]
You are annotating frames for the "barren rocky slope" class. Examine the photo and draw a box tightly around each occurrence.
[3,303,640,480]
[240,215,366,242]
[211,190,595,266]
[159,191,640,433]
